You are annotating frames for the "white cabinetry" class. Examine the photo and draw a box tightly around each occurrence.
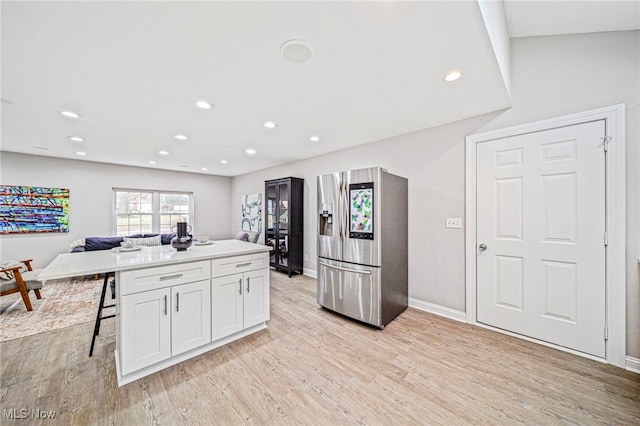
[119,261,211,375]
[120,287,171,374]
[171,280,211,355]
[211,268,269,341]
[115,249,270,386]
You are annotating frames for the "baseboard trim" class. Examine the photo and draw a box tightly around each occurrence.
[626,356,640,374]
[303,268,317,279]
[408,298,467,323]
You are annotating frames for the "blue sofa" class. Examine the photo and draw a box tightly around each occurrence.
[71,233,175,252]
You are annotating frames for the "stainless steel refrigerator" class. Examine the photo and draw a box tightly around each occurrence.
[317,167,408,328]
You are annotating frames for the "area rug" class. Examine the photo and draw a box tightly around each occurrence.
[0,276,103,342]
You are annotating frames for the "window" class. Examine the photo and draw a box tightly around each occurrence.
[114,189,193,236]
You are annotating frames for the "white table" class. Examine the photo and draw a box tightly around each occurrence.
[39,240,272,386]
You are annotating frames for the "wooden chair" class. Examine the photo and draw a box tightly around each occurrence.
[0,259,43,311]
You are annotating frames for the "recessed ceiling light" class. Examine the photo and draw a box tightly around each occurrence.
[196,100,213,109]
[148,160,157,165]
[309,135,320,142]
[75,151,87,156]
[444,70,462,82]
[68,136,85,142]
[158,150,169,155]
[201,167,208,171]
[220,160,228,164]
[245,148,256,155]
[281,39,313,64]
[174,134,188,141]
[263,121,277,129]
[60,111,81,118]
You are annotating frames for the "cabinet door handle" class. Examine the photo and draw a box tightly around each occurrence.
[247,277,250,293]
[160,273,183,281]
[236,262,252,268]
[239,278,242,295]
[176,292,180,312]
[164,295,167,315]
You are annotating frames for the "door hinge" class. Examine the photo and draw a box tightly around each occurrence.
[604,326,609,340]
[604,232,609,246]
[601,136,612,152]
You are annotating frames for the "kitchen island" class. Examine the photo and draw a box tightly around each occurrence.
[39,240,272,386]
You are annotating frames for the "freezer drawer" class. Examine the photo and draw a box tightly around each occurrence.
[317,259,382,327]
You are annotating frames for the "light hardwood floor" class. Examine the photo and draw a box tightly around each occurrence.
[1,272,639,425]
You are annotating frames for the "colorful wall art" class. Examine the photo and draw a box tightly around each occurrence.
[0,185,70,234]
[241,193,262,232]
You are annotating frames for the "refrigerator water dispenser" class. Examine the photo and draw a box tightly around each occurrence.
[319,203,333,236]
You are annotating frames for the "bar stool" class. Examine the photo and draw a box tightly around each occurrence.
[89,272,115,357]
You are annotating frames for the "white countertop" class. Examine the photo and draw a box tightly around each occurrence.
[38,240,272,281]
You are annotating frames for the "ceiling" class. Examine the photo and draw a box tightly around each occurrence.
[1,1,637,177]
[505,0,639,38]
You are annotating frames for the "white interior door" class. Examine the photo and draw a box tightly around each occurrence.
[476,120,606,357]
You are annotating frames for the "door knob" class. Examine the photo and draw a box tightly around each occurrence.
[479,244,487,252]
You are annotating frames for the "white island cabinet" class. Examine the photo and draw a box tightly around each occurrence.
[211,253,270,340]
[118,260,212,375]
[112,248,271,386]
[39,240,272,386]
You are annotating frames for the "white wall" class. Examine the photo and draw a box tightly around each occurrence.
[0,153,232,268]
[231,30,640,357]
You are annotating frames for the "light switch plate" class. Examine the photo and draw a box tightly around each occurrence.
[446,217,463,229]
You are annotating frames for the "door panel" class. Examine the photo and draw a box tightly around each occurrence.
[171,280,211,355]
[541,260,577,322]
[495,177,523,239]
[495,255,524,310]
[120,288,171,374]
[317,259,382,327]
[317,172,342,261]
[211,273,243,341]
[343,168,381,266]
[542,173,577,242]
[243,268,270,328]
[265,184,277,266]
[276,182,289,269]
[476,120,606,357]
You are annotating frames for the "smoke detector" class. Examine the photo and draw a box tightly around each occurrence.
[281,40,313,64]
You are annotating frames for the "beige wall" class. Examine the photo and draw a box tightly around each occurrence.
[0,153,232,268]
[231,30,640,358]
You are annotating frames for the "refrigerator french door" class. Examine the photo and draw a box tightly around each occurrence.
[317,167,408,328]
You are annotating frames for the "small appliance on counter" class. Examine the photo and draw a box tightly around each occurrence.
[317,166,408,328]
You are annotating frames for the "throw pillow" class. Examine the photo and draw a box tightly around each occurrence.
[245,231,260,243]
[69,238,86,252]
[234,231,249,242]
[0,261,25,280]
[124,235,161,247]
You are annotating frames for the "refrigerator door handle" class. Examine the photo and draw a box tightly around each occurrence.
[340,180,349,241]
[319,261,372,275]
[337,181,343,241]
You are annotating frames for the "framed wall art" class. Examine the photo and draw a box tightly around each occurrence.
[0,185,70,234]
